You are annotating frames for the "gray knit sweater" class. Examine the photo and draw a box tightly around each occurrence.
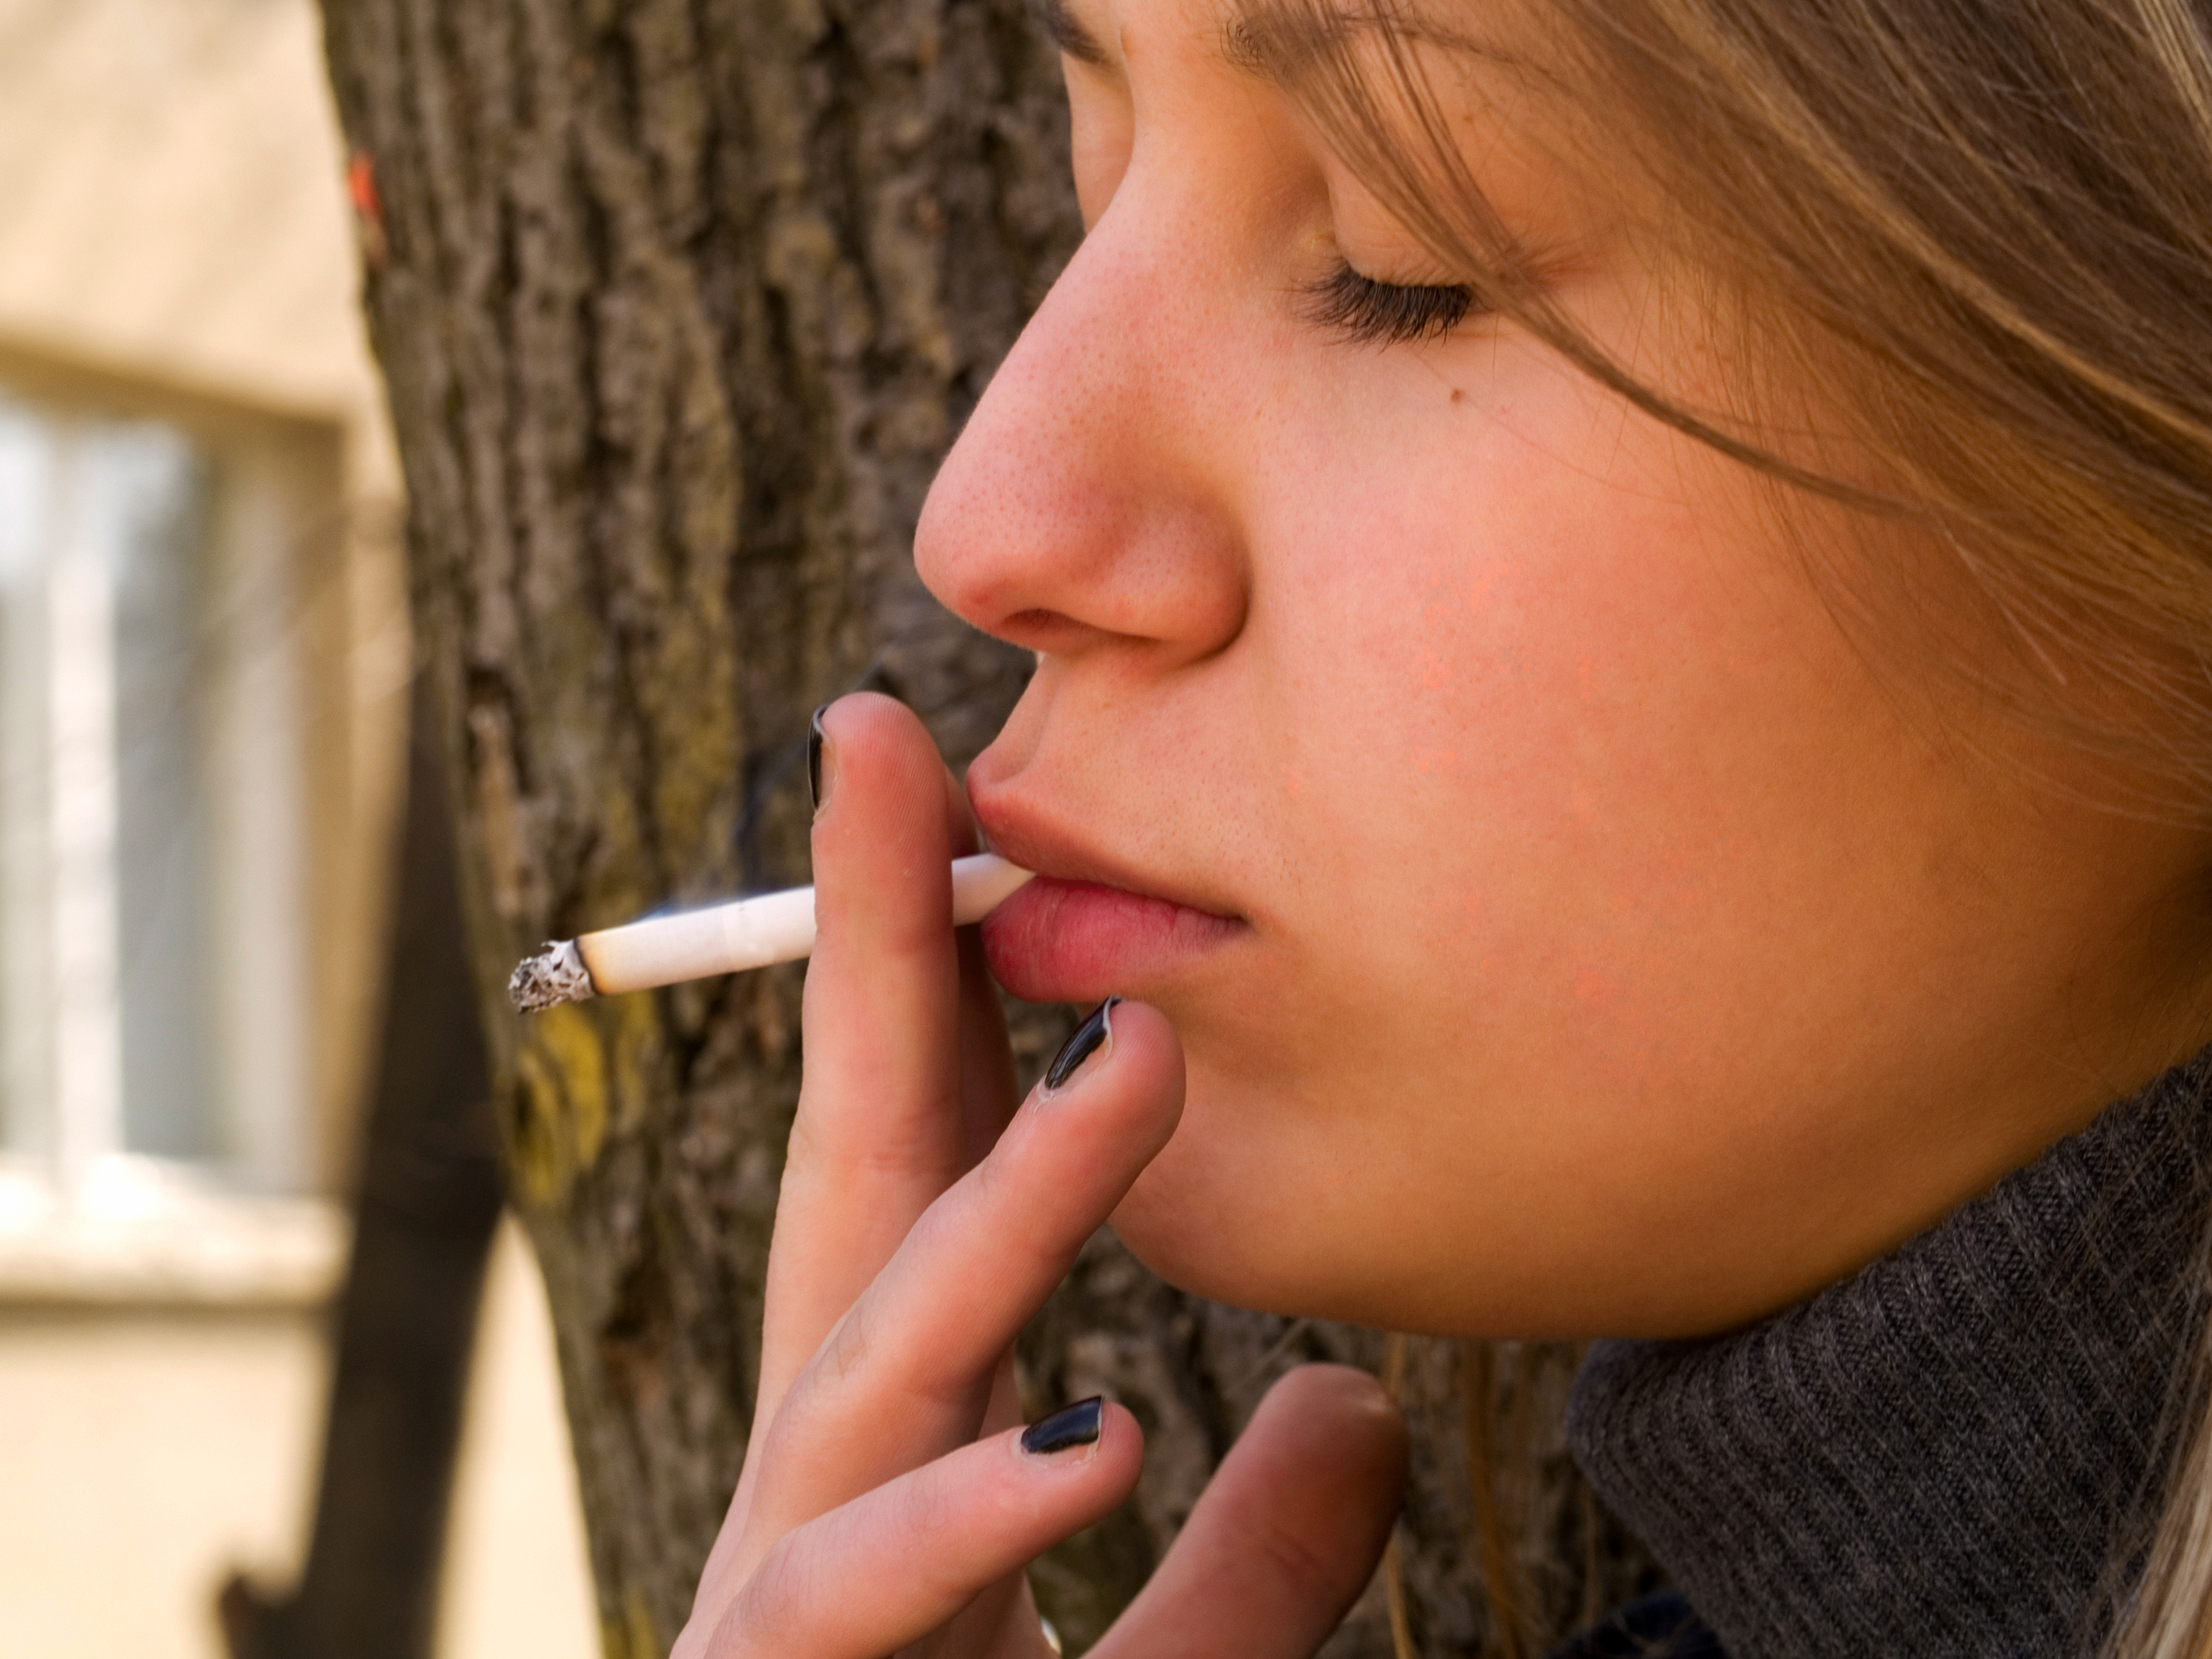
[1568,1052,2212,1659]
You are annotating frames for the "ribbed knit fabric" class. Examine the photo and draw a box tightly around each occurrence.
[1568,1051,2212,1659]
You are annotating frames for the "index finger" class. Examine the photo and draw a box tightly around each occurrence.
[757,694,1009,1419]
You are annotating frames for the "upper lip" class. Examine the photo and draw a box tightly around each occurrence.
[970,794,1239,922]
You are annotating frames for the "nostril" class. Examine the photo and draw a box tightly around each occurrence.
[991,607,1102,653]
[995,606,1123,654]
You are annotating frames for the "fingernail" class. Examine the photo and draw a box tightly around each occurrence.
[809,704,830,817]
[1021,1397,1105,1457]
[1043,996,1121,1097]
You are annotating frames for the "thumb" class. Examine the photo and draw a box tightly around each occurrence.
[1090,1364,1408,1659]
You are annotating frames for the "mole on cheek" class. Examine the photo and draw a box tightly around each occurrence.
[1450,388,1465,405]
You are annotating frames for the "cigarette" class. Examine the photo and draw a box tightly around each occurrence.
[508,853,1035,1013]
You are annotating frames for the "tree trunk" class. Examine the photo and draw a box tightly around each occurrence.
[314,4,1658,1655]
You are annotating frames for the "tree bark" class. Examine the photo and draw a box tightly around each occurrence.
[315,3,1657,1654]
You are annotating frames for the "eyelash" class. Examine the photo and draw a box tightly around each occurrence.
[1302,263,1480,345]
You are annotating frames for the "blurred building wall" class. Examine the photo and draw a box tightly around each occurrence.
[0,2,597,1653]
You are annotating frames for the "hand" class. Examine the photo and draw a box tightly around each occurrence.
[672,694,1408,1659]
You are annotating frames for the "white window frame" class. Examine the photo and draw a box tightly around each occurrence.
[0,362,356,1304]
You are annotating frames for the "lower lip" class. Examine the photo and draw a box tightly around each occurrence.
[980,877,1242,1002]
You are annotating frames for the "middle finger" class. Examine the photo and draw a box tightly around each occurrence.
[741,997,1184,1555]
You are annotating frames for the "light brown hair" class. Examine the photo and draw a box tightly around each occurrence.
[1246,0,2212,1650]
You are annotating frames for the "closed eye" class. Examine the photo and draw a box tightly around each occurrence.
[1302,263,1480,345]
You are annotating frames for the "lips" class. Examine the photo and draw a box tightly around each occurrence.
[970,807,1244,1002]
[980,875,1242,1002]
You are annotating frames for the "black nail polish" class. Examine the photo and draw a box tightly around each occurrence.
[808,704,829,813]
[1021,1397,1105,1456]
[1045,996,1121,1093]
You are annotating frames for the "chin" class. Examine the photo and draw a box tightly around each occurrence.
[1108,1199,1295,1316]
[1106,1121,1580,1339]
[1106,1144,1371,1325]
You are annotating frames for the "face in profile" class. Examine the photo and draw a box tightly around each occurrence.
[915,0,2212,1338]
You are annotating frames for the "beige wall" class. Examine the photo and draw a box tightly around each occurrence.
[0,1306,324,1655]
[0,0,405,450]
[0,1,600,1653]
[0,1224,596,1659]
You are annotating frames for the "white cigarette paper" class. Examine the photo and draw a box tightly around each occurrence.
[508,853,1035,1013]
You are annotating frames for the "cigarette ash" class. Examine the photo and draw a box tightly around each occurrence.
[509,938,596,1013]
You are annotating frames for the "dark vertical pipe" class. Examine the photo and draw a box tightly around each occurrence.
[219,669,503,1659]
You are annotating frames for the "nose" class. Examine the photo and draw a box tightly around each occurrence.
[914,176,1252,665]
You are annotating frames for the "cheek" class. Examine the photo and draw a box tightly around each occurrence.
[1281,385,1784,844]
[1247,355,1908,1084]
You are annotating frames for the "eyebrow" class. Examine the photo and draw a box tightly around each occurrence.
[1220,7,1532,84]
[1036,0,1111,67]
[1037,0,1534,86]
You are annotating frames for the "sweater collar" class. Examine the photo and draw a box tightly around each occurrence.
[1568,1052,2212,1659]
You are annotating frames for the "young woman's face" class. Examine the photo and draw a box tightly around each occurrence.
[914,0,2212,1336]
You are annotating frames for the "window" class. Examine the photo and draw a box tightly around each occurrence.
[0,389,307,1199]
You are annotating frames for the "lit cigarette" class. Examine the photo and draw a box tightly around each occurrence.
[508,853,1035,1013]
